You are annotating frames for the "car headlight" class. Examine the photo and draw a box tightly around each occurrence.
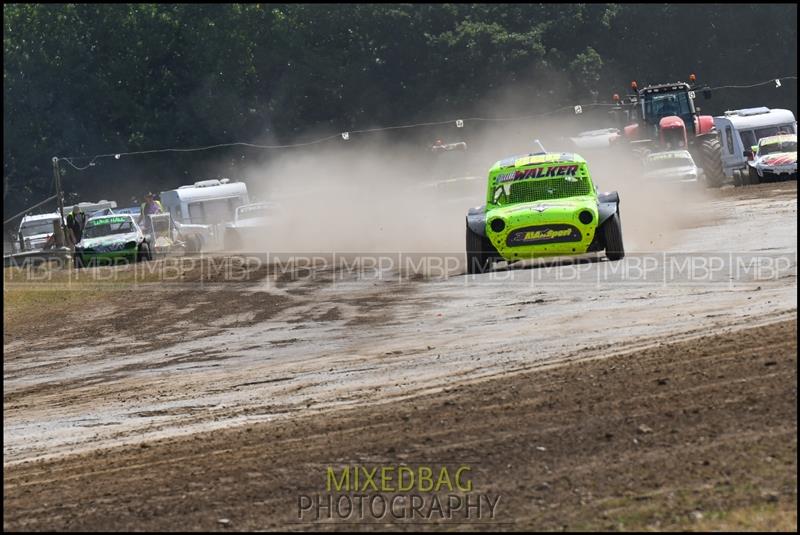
[125,241,137,249]
[490,218,506,232]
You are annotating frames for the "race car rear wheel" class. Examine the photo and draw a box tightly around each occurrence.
[603,213,625,261]
[748,166,760,185]
[466,227,494,274]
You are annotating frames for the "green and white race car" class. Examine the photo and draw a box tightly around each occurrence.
[74,214,152,268]
[465,151,624,273]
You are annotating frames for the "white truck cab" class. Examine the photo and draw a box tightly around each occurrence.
[714,107,797,186]
[17,212,63,252]
[642,150,701,185]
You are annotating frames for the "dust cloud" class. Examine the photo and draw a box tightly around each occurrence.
[237,95,716,256]
[579,145,717,252]
[241,137,479,254]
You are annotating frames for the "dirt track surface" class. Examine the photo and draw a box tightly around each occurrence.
[3,319,797,531]
[3,181,798,529]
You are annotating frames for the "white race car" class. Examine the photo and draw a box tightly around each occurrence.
[747,134,797,183]
[223,202,276,250]
[642,150,700,185]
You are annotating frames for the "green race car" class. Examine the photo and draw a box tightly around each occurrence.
[465,151,624,273]
[74,214,152,268]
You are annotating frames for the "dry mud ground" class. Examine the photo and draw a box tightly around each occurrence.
[3,320,796,531]
[3,181,798,530]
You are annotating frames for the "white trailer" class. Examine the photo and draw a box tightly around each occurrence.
[159,179,249,251]
[64,200,118,217]
[714,107,796,186]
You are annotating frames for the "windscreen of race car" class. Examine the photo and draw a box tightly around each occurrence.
[83,218,136,239]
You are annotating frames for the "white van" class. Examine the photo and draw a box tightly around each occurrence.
[714,107,797,185]
[159,179,249,251]
[17,212,63,252]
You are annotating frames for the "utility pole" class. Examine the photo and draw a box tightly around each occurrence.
[52,157,65,222]
[52,157,67,246]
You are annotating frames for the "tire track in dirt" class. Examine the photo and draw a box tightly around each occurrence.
[3,319,796,531]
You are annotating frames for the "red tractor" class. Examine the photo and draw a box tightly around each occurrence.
[610,75,725,187]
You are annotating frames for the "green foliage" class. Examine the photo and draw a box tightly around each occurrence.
[570,47,604,96]
[3,4,797,214]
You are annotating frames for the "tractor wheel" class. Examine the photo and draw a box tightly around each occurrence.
[603,213,625,261]
[698,136,725,188]
[466,227,494,274]
[748,166,760,185]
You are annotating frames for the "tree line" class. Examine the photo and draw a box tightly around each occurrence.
[3,3,797,215]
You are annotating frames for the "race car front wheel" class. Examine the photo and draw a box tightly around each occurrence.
[603,213,625,261]
[466,227,494,274]
[137,243,152,263]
